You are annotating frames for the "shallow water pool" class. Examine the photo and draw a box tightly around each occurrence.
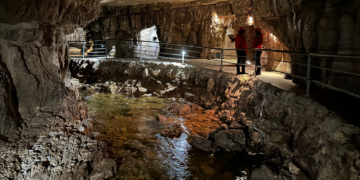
[83,93,262,180]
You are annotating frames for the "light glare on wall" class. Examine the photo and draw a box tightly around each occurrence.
[213,13,220,24]
[270,33,277,43]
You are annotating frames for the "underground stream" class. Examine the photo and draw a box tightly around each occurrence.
[80,87,263,180]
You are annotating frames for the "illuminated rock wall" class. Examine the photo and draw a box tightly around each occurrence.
[86,0,360,94]
[0,1,117,179]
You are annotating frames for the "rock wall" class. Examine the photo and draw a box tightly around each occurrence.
[85,3,228,58]
[0,0,117,179]
[85,0,360,94]
[71,59,360,180]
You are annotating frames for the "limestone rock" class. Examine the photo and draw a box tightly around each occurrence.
[188,134,215,152]
[89,159,117,180]
[160,124,184,138]
[156,114,167,122]
[167,104,191,115]
[251,165,282,180]
[229,121,243,129]
[214,129,246,151]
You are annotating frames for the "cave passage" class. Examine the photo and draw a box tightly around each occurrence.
[1,0,360,180]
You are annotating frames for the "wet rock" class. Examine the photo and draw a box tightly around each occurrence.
[167,104,191,115]
[124,140,148,151]
[229,121,243,129]
[214,129,246,151]
[160,124,184,138]
[138,87,148,93]
[251,165,282,180]
[289,162,301,175]
[208,126,226,139]
[250,131,262,143]
[221,124,229,130]
[156,114,167,122]
[78,118,94,134]
[89,159,117,180]
[188,134,215,152]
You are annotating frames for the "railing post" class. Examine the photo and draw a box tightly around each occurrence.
[220,49,223,72]
[254,50,257,78]
[306,54,311,97]
[82,42,85,59]
[140,41,143,62]
[182,45,185,65]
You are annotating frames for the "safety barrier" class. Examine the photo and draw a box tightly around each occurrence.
[68,39,360,99]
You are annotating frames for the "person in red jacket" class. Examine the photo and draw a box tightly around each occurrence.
[230,27,247,74]
[251,28,264,75]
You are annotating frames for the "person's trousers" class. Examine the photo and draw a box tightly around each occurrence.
[236,50,246,74]
[255,50,263,75]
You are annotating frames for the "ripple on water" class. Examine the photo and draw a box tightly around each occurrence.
[83,93,262,180]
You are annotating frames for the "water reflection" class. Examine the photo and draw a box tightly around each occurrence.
[83,93,261,180]
[156,133,191,179]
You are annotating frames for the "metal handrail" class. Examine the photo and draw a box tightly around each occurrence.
[68,39,360,99]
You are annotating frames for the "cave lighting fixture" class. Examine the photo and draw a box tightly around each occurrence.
[247,16,254,26]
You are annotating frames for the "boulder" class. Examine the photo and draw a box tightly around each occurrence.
[188,134,215,152]
[208,126,226,138]
[156,114,167,122]
[89,159,117,180]
[229,121,243,129]
[251,165,281,180]
[160,124,184,138]
[167,104,191,115]
[214,129,246,151]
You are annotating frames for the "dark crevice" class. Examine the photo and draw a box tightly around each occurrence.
[15,46,41,90]
[0,58,23,129]
[17,1,29,20]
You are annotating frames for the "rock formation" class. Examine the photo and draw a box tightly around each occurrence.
[0,0,117,179]
[71,59,360,180]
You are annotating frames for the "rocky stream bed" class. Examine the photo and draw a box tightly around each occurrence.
[78,86,263,179]
[69,59,360,180]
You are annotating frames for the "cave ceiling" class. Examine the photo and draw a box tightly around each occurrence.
[100,0,228,6]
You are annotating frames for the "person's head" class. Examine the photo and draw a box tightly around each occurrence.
[255,28,261,35]
[238,27,245,34]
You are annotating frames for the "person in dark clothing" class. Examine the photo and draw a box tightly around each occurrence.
[251,28,264,75]
[230,27,247,74]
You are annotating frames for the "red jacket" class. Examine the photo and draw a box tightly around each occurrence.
[235,33,247,52]
[252,33,263,49]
